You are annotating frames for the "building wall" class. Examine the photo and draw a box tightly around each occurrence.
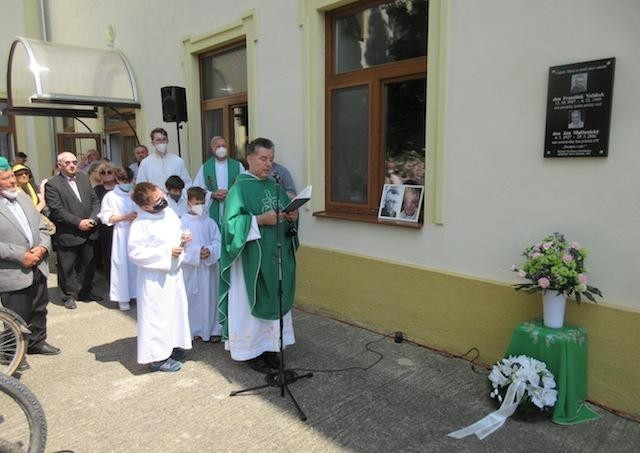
[10,0,640,416]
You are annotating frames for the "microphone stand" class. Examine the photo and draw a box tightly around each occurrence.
[229,174,313,421]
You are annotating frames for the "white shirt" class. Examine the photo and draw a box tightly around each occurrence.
[136,152,192,189]
[65,174,82,201]
[2,197,34,247]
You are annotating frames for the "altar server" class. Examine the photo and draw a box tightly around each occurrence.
[181,187,222,341]
[128,182,192,372]
[97,167,138,311]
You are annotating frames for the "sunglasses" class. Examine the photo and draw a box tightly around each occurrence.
[61,160,78,166]
[100,170,113,175]
[14,172,30,177]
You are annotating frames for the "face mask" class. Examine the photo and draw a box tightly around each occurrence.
[169,193,181,202]
[155,143,168,154]
[214,146,228,159]
[1,189,18,200]
[151,198,168,213]
[190,204,205,216]
[118,183,132,192]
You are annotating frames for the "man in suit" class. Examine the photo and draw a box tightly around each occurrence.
[0,157,60,362]
[45,152,102,309]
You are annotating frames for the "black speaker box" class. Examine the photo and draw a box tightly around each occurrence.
[161,86,188,123]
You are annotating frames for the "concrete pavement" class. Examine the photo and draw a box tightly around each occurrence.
[13,274,640,452]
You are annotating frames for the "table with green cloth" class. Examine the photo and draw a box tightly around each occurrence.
[504,319,600,425]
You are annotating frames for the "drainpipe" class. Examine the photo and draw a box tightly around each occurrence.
[39,0,57,165]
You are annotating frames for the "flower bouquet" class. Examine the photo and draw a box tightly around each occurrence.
[489,355,557,419]
[512,232,602,303]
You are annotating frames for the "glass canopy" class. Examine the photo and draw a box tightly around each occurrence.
[6,37,140,117]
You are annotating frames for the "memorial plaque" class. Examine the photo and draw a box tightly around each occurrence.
[544,58,615,158]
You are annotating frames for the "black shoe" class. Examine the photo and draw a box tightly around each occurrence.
[262,352,281,370]
[27,342,61,355]
[248,356,272,374]
[170,348,186,362]
[17,359,30,372]
[64,299,77,309]
[78,293,103,302]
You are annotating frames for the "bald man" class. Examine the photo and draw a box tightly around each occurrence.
[45,152,102,309]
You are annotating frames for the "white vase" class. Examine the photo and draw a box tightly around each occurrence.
[542,291,567,328]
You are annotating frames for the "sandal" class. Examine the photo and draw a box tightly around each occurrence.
[148,358,182,372]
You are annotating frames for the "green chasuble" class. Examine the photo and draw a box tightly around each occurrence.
[218,173,298,340]
[202,157,241,224]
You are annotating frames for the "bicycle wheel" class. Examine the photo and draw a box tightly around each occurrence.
[0,373,47,453]
[0,310,27,376]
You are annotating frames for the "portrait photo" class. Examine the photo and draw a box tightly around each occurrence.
[570,73,588,93]
[568,109,585,129]
[378,184,424,222]
[378,185,403,219]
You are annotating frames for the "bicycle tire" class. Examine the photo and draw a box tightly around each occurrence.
[0,309,27,376]
[0,373,47,453]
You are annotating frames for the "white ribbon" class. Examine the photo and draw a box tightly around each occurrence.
[447,381,525,440]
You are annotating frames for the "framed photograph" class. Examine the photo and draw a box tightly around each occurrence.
[378,184,424,223]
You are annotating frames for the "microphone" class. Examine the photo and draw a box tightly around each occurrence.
[272,172,282,184]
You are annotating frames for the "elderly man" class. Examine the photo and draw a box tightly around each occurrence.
[136,128,191,189]
[45,152,102,309]
[0,157,59,364]
[218,137,299,373]
[192,136,245,224]
[128,144,149,180]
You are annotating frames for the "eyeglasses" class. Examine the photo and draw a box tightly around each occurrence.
[14,172,29,177]
[61,160,78,166]
[100,170,113,175]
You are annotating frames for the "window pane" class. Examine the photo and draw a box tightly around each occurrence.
[384,77,426,186]
[232,105,249,161]
[203,109,223,156]
[331,86,369,203]
[0,133,13,158]
[0,101,9,127]
[335,0,428,73]
[202,47,247,99]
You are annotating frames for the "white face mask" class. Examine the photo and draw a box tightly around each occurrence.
[214,146,228,159]
[1,189,18,200]
[155,143,168,154]
[190,204,205,216]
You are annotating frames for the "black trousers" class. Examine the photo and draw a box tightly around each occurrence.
[56,241,96,301]
[1,268,49,349]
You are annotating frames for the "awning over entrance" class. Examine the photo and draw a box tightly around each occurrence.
[6,37,140,118]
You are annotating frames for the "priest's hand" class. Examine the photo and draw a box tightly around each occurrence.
[171,247,184,257]
[284,209,298,222]
[212,189,228,201]
[257,210,278,226]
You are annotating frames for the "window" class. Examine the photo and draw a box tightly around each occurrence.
[0,100,17,159]
[104,108,138,167]
[325,0,427,219]
[200,42,249,163]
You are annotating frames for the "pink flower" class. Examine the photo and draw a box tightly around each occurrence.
[542,242,552,250]
[517,270,527,279]
[570,241,581,249]
[577,274,587,284]
[562,254,573,264]
[532,252,543,259]
[538,277,550,288]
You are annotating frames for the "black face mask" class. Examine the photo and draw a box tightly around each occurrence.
[151,198,168,213]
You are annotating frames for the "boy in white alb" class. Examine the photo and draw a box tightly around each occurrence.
[165,175,188,218]
[181,187,222,341]
[128,182,192,372]
[97,167,138,311]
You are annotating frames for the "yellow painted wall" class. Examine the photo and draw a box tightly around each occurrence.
[296,245,640,418]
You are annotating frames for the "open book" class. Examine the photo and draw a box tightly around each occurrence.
[283,185,312,213]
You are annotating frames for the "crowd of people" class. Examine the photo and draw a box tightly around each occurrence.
[0,129,300,375]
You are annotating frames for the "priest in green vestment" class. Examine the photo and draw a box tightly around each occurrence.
[192,136,245,225]
[218,137,299,370]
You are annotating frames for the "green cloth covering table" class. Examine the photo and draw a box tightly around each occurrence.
[505,319,600,425]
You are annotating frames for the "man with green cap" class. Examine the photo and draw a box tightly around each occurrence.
[0,156,60,364]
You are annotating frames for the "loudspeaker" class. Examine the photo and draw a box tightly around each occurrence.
[161,86,188,123]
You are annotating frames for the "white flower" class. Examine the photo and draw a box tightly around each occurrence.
[542,375,556,389]
[541,388,558,407]
[489,367,509,387]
